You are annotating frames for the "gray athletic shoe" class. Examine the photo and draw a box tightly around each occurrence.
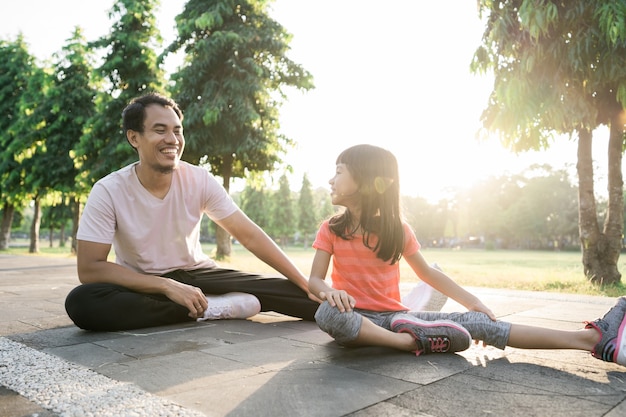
[585,297,626,366]
[198,292,261,321]
[391,314,471,355]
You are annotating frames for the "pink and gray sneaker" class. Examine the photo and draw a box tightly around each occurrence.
[585,297,626,366]
[391,314,472,356]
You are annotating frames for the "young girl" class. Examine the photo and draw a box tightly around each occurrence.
[308,144,626,365]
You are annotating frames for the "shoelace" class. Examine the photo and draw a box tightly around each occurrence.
[426,336,450,353]
[206,304,232,319]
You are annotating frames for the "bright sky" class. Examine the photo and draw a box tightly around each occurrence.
[2,0,613,200]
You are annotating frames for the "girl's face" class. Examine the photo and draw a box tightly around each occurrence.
[329,163,359,206]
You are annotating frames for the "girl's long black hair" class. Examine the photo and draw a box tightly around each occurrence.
[328,144,404,264]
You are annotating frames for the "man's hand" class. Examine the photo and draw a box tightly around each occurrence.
[163,279,208,319]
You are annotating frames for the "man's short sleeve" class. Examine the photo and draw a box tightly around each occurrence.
[76,182,116,244]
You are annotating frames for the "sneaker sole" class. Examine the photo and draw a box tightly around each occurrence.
[616,314,626,365]
[201,292,261,320]
[393,318,469,334]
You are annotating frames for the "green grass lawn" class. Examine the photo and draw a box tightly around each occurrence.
[5,241,626,297]
[210,245,626,297]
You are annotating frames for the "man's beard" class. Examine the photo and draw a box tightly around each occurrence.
[150,160,177,174]
[158,166,174,174]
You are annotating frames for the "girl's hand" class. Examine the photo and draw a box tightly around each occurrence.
[468,300,497,321]
[319,289,356,313]
[466,300,497,347]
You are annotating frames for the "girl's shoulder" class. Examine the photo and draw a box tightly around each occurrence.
[401,221,417,236]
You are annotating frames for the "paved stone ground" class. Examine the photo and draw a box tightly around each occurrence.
[1,253,626,417]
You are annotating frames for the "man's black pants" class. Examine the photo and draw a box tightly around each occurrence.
[65,268,319,331]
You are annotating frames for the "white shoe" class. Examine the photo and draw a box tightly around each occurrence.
[401,263,448,312]
[197,292,261,321]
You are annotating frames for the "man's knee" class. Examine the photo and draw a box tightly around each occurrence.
[65,285,92,329]
[64,283,120,330]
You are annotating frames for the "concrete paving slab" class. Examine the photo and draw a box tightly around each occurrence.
[604,399,626,417]
[388,366,620,417]
[347,401,436,417]
[182,365,418,417]
[201,335,342,370]
[331,344,506,385]
[2,253,626,417]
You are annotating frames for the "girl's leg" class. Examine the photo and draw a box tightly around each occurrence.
[413,311,511,349]
[65,283,191,331]
[507,324,597,350]
[314,301,414,350]
[353,316,416,351]
[413,311,596,351]
[508,297,626,351]
[314,303,471,353]
[413,296,626,366]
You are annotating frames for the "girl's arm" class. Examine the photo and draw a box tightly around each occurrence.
[404,250,496,320]
[308,249,356,312]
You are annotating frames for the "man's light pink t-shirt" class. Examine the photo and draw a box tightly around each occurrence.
[313,220,420,312]
[77,161,238,274]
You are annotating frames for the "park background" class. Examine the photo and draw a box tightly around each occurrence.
[2,1,626,297]
[2,0,618,199]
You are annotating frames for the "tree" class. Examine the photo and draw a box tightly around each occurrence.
[297,174,317,248]
[165,0,314,258]
[511,165,579,249]
[10,63,52,253]
[0,35,40,251]
[270,173,295,246]
[314,187,335,223]
[472,0,626,284]
[9,28,97,254]
[240,172,270,230]
[42,202,73,248]
[74,0,164,186]
[403,195,441,246]
[46,27,98,253]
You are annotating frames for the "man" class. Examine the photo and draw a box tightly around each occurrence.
[65,92,319,331]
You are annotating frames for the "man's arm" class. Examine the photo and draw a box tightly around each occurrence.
[216,209,321,302]
[76,240,209,318]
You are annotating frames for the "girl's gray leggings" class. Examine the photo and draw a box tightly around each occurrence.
[314,301,511,349]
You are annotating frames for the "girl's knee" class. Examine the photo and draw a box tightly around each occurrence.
[314,301,339,329]
[314,301,361,344]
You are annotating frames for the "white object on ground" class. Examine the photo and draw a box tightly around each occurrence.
[401,263,448,311]
[0,337,204,417]
[198,292,261,321]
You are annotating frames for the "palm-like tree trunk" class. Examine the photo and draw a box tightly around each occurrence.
[577,123,623,285]
[215,153,234,260]
[0,203,15,250]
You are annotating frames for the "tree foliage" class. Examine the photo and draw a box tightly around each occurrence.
[297,173,317,247]
[47,27,98,253]
[165,0,314,182]
[240,172,270,229]
[48,28,98,195]
[165,0,313,257]
[270,173,295,246]
[74,0,164,185]
[0,35,37,249]
[473,0,626,284]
